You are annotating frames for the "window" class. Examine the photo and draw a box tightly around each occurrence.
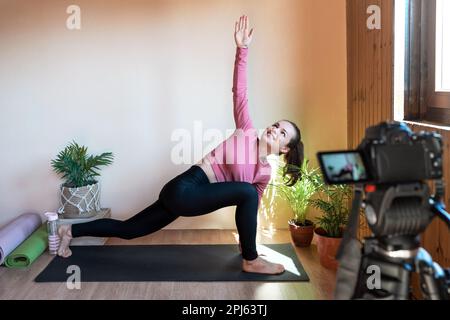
[395,0,450,125]
[435,0,450,92]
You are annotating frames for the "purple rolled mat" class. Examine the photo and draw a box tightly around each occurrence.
[0,213,42,265]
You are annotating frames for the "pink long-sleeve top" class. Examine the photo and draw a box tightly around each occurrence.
[203,47,272,205]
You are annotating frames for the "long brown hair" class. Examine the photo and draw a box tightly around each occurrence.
[281,120,304,187]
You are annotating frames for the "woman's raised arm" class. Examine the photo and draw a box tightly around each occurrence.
[232,15,254,131]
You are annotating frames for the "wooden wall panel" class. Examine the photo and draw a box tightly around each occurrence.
[346,0,394,239]
[347,0,394,148]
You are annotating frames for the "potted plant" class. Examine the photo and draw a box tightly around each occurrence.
[271,159,323,247]
[310,181,352,270]
[51,141,114,218]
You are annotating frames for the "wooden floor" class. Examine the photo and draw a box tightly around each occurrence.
[0,229,336,300]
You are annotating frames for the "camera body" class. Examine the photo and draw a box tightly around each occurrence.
[318,121,443,185]
[358,121,443,184]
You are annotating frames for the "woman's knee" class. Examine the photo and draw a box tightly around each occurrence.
[159,181,182,211]
[238,183,259,204]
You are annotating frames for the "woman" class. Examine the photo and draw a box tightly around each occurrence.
[58,15,304,275]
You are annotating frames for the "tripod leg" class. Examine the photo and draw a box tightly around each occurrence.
[351,238,412,300]
[352,253,411,299]
[416,248,450,300]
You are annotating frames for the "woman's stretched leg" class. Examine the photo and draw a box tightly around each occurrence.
[71,199,178,239]
[57,199,178,257]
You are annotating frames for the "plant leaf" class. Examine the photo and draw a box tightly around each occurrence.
[51,141,114,187]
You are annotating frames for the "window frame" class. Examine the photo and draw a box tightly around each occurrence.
[404,0,450,124]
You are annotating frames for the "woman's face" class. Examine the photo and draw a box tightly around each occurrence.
[261,120,297,155]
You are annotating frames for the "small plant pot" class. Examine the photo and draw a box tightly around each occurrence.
[59,182,101,218]
[314,227,342,270]
[288,219,314,247]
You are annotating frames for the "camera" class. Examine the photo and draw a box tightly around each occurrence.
[317,121,450,300]
[317,121,443,185]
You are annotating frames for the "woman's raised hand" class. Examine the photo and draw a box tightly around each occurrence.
[234,15,254,48]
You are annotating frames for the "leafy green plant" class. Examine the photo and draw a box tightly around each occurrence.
[271,159,323,226]
[51,141,114,188]
[310,182,352,238]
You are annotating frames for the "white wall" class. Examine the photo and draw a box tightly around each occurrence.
[0,0,347,229]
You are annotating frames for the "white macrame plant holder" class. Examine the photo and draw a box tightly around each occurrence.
[58,182,101,218]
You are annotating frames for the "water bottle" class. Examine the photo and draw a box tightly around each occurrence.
[45,212,60,255]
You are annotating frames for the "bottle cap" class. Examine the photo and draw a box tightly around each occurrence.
[45,212,59,221]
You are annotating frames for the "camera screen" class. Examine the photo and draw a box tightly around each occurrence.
[317,151,370,184]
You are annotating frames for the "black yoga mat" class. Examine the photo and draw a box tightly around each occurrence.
[35,243,309,282]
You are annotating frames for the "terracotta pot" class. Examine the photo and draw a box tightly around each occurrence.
[314,228,342,270]
[288,219,314,247]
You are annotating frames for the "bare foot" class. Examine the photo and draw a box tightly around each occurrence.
[57,224,73,258]
[242,256,285,275]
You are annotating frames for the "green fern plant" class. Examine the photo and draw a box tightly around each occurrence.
[310,182,352,238]
[271,159,323,226]
[51,141,114,188]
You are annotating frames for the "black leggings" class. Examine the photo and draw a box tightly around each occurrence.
[72,165,259,260]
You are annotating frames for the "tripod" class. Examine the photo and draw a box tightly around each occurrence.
[334,182,450,300]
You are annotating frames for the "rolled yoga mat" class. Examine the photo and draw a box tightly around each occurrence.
[35,243,309,282]
[0,213,42,265]
[5,224,48,268]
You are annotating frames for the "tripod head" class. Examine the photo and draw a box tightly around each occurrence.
[364,183,433,243]
[317,121,450,299]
